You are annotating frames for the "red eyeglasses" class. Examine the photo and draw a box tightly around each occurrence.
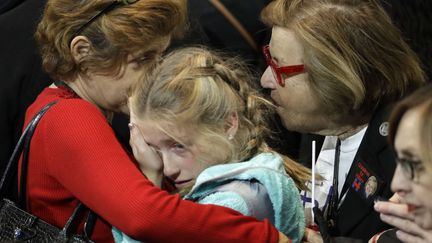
[262,45,305,87]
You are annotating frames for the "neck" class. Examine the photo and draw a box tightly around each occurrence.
[336,124,368,140]
[54,80,113,122]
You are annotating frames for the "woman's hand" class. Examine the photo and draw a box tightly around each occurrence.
[129,122,163,187]
[374,197,432,242]
[303,228,324,243]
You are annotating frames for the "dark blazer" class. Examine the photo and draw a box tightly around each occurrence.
[0,0,52,185]
[300,106,395,242]
[0,0,25,14]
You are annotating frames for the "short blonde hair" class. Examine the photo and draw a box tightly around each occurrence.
[36,0,187,81]
[130,47,311,191]
[261,0,425,122]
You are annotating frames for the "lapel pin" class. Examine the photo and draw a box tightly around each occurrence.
[379,122,389,136]
[364,176,378,198]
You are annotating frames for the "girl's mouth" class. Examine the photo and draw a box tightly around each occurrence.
[175,179,192,185]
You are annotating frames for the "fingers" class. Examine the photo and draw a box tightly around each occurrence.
[380,213,413,231]
[128,122,164,174]
[129,122,149,158]
[278,231,291,243]
[379,213,428,240]
[396,230,431,243]
[303,228,312,242]
[375,200,432,243]
[374,201,414,220]
[303,228,323,243]
[389,193,402,203]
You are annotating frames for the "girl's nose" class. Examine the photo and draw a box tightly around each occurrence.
[162,155,180,180]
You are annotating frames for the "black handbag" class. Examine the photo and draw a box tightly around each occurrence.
[0,101,96,242]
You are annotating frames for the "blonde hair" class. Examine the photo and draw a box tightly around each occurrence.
[130,47,311,191]
[389,84,432,174]
[36,0,187,81]
[261,0,425,123]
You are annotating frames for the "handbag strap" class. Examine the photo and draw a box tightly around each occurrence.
[0,101,58,198]
[0,99,97,239]
[58,202,96,241]
[18,101,59,208]
[208,0,258,52]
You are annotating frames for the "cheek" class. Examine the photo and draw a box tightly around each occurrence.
[414,183,432,211]
[123,68,145,89]
[279,82,317,110]
[278,90,320,117]
[175,154,202,175]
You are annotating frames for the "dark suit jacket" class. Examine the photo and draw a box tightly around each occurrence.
[0,0,52,187]
[299,106,395,242]
[0,0,25,14]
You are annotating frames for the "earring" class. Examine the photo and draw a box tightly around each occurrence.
[228,134,234,140]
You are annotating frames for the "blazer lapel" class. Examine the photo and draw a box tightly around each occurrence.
[335,106,396,235]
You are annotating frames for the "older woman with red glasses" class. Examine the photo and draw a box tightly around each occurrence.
[259,0,426,242]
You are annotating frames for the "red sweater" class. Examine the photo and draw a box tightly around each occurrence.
[21,87,280,242]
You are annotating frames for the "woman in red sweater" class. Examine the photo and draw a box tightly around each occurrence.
[22,0,289,242]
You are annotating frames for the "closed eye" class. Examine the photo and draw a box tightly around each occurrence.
[172,142,185,150]
[130,51,159,67]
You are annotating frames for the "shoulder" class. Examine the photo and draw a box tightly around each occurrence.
[197,188,250,216]
[50,98,104,117]
[192,152,295,195]
[27,93,113,145]
[27,88,106,124]
[194,179,272,219]
[42,98,107,128]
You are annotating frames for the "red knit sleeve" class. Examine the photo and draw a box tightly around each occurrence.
[39,99,280,243]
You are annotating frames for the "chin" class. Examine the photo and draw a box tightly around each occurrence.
[116,103,129,114]
[279,117,308,133]
[120,108,130,115]
[415,211,432,229]
[278,112,329,134]
[280,119,327,135]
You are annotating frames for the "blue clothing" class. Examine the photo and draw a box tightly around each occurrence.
[113,152,305,243]
[185,152,305,242]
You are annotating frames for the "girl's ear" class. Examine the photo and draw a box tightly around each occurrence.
[70,36,91,62]
[226,112,239,140]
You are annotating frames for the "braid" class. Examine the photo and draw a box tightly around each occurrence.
[213,61,272,162]
[213,60,313,190]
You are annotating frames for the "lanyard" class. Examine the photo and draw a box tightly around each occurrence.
[326,139,341,229]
